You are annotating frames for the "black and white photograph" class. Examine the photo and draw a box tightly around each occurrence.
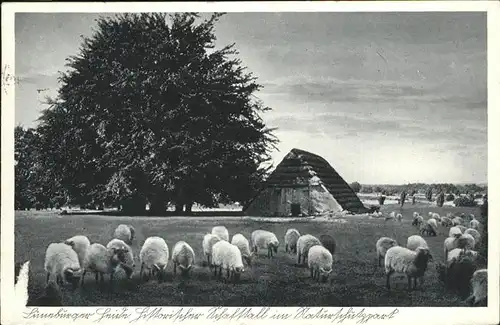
[2,1,499,318]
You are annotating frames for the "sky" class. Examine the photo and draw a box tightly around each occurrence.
[14,12,487,185]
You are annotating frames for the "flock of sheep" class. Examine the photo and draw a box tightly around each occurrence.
[375,210,487,306]
[40,210,487,306]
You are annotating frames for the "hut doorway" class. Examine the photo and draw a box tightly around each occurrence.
[291,203,301,217]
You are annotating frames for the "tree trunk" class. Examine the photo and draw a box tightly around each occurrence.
[174,203,184,214]
[185,202,193,213]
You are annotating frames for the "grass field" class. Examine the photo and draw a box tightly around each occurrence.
[14,203,483,307]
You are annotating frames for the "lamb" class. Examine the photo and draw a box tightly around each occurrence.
[406,235,429,251]
[106,239,135,279]
[211,240,244,282]
[64,235,91,270]
[376,237,398,267]
[284,228,301,254]
[464,228,481,243]
[440,217,453,227]
[412,215,424,227]
[231,234,254,266]
[469,219,481,230]
[44,242,83,289]
[420,223,437,237]
[452,216,464,226]
[465,269,488,306]
[297,234,322,265]
[113,224,136,245]
[251,230,280,258]
[449,226,463,238]
[203,233,222,267]
[172,241,196,277]
[444,235,475,261]
[319,234,337,255]
[307,245,333,283]
[212,226,229,241]
[139,236,169,282]
[81,243,129,285]
[384,246,433,291]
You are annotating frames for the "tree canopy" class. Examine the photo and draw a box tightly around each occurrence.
[34,12,278,213]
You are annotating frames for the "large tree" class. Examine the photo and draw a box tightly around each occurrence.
[37,13,277,213]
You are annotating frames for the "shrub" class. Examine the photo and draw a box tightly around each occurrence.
[445,193,455,201]
[350,182,361,193]
[426,188,433,201]
[436,192,445,207]
[453,196,477,207]
[400,191,407,207]
[378,195,386,205]
[412,196,416,205]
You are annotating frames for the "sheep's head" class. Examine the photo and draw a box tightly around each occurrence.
[153,264,168,282]
[178,264,193,277]
[414,247,432,270]
[243,253,254,267]
[232,266,244,282]
[319,267,333,283]
[63,267,82,290]
[64,240,75,248]
[269,241,279,253]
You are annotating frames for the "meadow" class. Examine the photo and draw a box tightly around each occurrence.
[14,203,482,307]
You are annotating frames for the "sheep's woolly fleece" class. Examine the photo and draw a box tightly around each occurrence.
[44,242,82,281]
[251,230,279,250]
[384,246,431,276]
[212,240,244,271]
[212,226,229,241]
[139,236,170,270]
[84,243,121,274]
[308,245,333,273]
[297,234,322,257]
[172,241,196,267]
[231,234,252,257]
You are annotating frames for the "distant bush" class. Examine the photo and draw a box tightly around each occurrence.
[378,195,386,205]
[436,192,445,207]
[350,181,362,193]
[425,188,432,201]
[474,193,483,199]
[453,196,477,207]
[445,193,455,201]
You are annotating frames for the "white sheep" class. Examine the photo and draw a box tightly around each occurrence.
[428,211,433,218]
[251,230,280,258]
[406,235,429,251]
[139,236,169,281]
[446,248,478,265]
[452,216,464,226]
[469,219,481,230]
[82,243,129,285]
[212,226,229,241]
[457,225,468,233]
[44,242,83,289]
[231,234,253,266]
[412,215,424,227]
[297,234,322,265]
[449,226,463,238]
[427,218,438,233]
[211,240,244,282]
[203,233,222,267]
[307,245,333,283]
[413,212,419,218]
[376,237,399,266]
[443,235,475,261]
[384,246,433,291]
[113,224,136,245]
[106,239,135,278]
[172,241,196,277]
[461,233,476,249]
[284,228,301,254]
[464,228,481,243]
[64,235,91,270]
[431,212,441,221]
[385,211,396,221]
[465,269,488,306]
[440,216,453,227]
[396,213,403,222]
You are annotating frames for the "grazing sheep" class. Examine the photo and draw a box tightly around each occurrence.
[464,228,481,243]
[406,235,429,251]
[427,218,438,233]
[211,240,244,282]
[413,212,419,218]
[456,225,468,233]
[440,217,453,227]
[428,212,433,218]
[139,236,169,282]
[106,239,135,279]
[431,212,441,221]
[231,234,253,266]
[212,226,229,241]
[412,215,424,227]
[446,248,479,265]
[376,237,398,267]
[284,228,301,254]
[444,235,475,261]
[319,234,337,255]
[44,243,83,289]
[113,224,136,245]
[64,235,91,270]
[396,213,403,222]
[82,243,129,285]
[172,241,196,277]
[297,234,322,265]
[203,233,222,267]
[449,226,463,238]
[469,219,481,230]
[452,217,464,226]
[465,269,488,306]
[385,211,396,221]
[251,230,280,258]
[437,253,478,298]
[420,223,437,237]
[384,246,433,291]
[461,233,476,249]
[307,245,333,283]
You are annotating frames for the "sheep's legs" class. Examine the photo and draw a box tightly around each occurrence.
[310,268,314,279]
[285,244,289,253]
[297,253,301,265]
[173,262,177,276]
[213,265,218,277]
[378,256,382,267]
[386,270,394,290]
[46,272,50,284]
[407,276,413,291]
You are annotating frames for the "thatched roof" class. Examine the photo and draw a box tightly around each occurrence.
[249,148,369,213]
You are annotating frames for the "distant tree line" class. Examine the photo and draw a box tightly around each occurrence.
[358,183,487,197]
[15,13,278,214]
